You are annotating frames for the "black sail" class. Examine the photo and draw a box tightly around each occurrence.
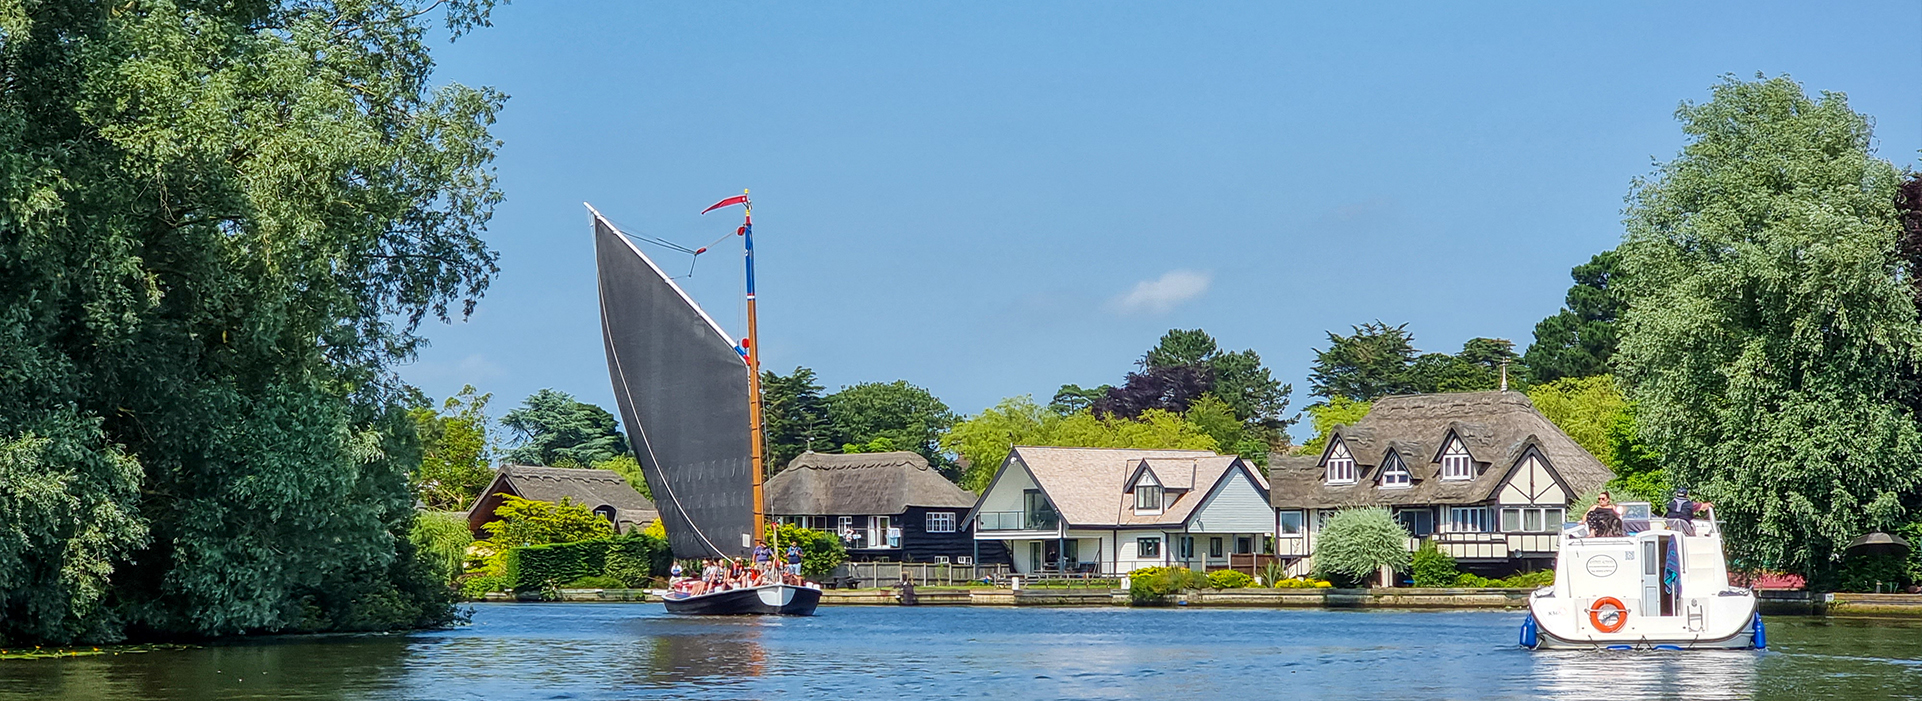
[592,206,752,559]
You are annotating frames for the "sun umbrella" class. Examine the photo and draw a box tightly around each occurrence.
[1844,532,1912,558]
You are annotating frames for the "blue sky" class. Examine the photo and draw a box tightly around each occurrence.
[406,2,1922,441]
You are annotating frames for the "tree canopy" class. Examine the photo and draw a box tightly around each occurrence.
[1310,323,1523,401]
[501,389,629,467]
[0,0,503,644]
[1614,76,1922,576]
[761,367,833,473]
[823,380,959,478]
[409,385,495,511]
[1524,251,1626,383]
[941,396,1218,490]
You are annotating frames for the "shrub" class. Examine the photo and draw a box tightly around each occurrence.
[1128,566,1208,604]
[768,523,846,578]
[459,574,511,599]
[1258,561,1290,587]
[409,512,476,586]
[1207,570,1254,589]
[1411,540,1460,587]
[1271,577,1332,588]
[482,495,614,547]
[1453,569,1555,588]
[563,575,626,589]
[1312,508,1412,586]
[506,533,672,593]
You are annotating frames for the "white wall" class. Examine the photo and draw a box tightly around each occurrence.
[1499,454,1568,506]
[978,456,1041,515]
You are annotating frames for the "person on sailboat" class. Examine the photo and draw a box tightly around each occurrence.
[785,544,804,577]
[753,540,773,570]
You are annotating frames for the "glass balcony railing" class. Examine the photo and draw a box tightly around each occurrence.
[976,510,1059,532]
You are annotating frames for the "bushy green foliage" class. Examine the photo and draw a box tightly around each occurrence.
[505,535,670,593]
[1525,250,1626,383]
[1410,541,1460,588]
[942,396,1219,491]
[0,0,504,643]
[502,390,629,467]
[1311,324,1524,402]
[481,495,614,547]
[1270,577,1333,589]
[769,523,847,578]
[1312,508,1411,586]
[824,381,960,479]
[1454,570,1555,588]
[1128,566,1209,604]
[563,576,626,589]
[1298,396,1372,456]
[1614,76,1922,576]
[410,512,476,586]
[590,454,651,500]
[409,385,495,511]
[459,574,511,599]
[1207,570,1254,589]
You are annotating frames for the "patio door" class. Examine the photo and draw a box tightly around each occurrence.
[868,515,891,549]
[1028,541,1043,573]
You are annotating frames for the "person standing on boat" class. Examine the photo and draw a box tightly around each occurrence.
[1665,487,1712,520]
[753,540,773,570]
[785,544,804,578]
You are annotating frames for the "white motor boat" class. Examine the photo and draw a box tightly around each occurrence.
[1522,507,1764,650]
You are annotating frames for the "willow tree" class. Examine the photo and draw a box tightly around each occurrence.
[0,1,504,643]
[1614,76,1921,576]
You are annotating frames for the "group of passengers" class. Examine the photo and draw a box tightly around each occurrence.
[666,540,808,596]
[1583,488,1714,538]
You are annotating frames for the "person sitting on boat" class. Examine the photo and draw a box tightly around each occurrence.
[1585,491,1627,537]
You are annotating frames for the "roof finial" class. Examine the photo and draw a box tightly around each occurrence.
[1500,359,1510,392]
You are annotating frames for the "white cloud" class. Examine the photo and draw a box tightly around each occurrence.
[1110,269,1211,314]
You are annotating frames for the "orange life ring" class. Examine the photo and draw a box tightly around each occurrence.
[1589,596,1629,633]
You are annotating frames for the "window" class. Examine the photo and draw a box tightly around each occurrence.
[1277,510,1304,537]
[926,512,956,533]
[1236,536,1253,554]
[1441,438,1474,480]
[1499,507,1566,533]
[1395,508,1434,536]
[1177,536,1195,559]
[1209,537,1224,558]
[1380,451,1411,488]
[1445,507,1490,533]
[1315,509,1338,531]
[1135,485,1164,512]
[592,505,617,524]
[838,515,854,533]
[1137,537,1162,558]
[1325,441,1357,484]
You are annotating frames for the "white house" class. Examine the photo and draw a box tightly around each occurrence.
[1268,390,1614,578]
[966,446,1274,575]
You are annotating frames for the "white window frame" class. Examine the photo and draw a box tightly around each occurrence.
[1499,507,1566,533]
[1441,438,1474,480]
[1276,510,1305,537]
[925,511,956,533]
[1445,506,1490,533]
[1325,441,1357,484]
[1315,509,1338,531]
[1380,451,1411,488]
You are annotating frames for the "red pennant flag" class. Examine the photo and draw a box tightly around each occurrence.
[700,194,750,215]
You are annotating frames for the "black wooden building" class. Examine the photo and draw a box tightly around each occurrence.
[765,451,1008,565]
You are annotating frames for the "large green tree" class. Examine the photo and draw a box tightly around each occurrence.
[1615,76,1922,576]
[0,0,502,643]
[823,381,958,478]
[1525,251,1626,383]
[501,389,629,467]
[760,366,833,473]
[941,396,1218,491]
[408,385,494,511]
[1308,322,1420,401]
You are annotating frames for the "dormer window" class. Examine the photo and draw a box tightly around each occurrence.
[1133,469,1164,513]
[1135,484,1164,511]
[1380,452,1410,488]
[1441,437,1473,480]
[1325,441,1356,484]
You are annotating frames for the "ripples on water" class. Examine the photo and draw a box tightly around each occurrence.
[2,604,1918,700]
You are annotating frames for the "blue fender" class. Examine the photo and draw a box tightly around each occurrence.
[1519,613,1539,649]
[1751,611,1767,650]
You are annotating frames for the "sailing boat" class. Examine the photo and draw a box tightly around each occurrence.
[589,194,822,616]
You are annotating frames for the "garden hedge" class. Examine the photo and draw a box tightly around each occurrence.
[505,534,672,593]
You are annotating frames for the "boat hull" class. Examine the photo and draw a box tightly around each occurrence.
[662,584,821,616]
[1523,609,1764,650]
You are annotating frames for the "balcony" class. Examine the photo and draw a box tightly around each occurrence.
[975,510,1060,532]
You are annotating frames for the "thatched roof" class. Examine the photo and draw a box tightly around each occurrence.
[764,451,977,516]
[1005,446,1264,528]
[1268,391,1612,510]
[466,464,659,533]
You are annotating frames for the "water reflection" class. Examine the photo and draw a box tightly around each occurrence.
[1533,649,1757,700]
[0,634,412,701]
[625,618,767,687]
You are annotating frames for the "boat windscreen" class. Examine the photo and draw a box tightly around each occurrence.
[594,210,753,559]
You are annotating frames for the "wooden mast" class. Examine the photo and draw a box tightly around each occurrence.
[741,189,767,553]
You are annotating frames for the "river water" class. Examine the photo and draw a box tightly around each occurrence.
[3,604,1918,700]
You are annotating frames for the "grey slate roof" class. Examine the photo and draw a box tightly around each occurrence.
[468,464,660,533]
[1268,391,1612,510]
[764,451,978,516]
